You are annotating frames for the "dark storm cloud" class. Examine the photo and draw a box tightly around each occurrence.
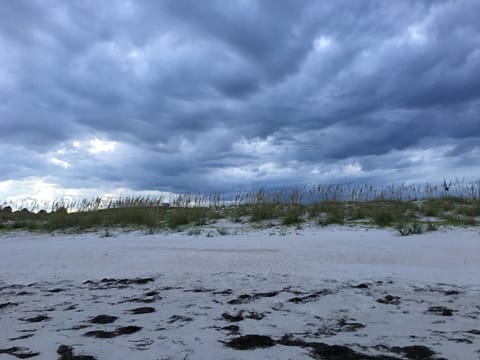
[160,0,319,83]
[1,0,479,196]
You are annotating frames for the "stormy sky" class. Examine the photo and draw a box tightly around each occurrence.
[1,0,479,201]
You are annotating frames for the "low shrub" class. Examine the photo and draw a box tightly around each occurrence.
[319,206,345,226]
[397,222,423,236]
[250,203,278,222]
[282,205,304,225]
[372,210,395,227]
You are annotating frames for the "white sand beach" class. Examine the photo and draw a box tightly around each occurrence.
[1,226,480,359]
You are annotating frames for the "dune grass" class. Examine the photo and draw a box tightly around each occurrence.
[1,181,479,234]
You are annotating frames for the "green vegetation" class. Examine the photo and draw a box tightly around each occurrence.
[282,205,304,226]
[397,222,424,236]
[1,181,479,234]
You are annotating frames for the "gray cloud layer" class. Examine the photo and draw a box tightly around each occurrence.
[1,0,479,195]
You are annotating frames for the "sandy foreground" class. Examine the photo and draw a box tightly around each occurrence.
[1,226,479,359]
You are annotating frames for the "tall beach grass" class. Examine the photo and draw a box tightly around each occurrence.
[1,179,479,233]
